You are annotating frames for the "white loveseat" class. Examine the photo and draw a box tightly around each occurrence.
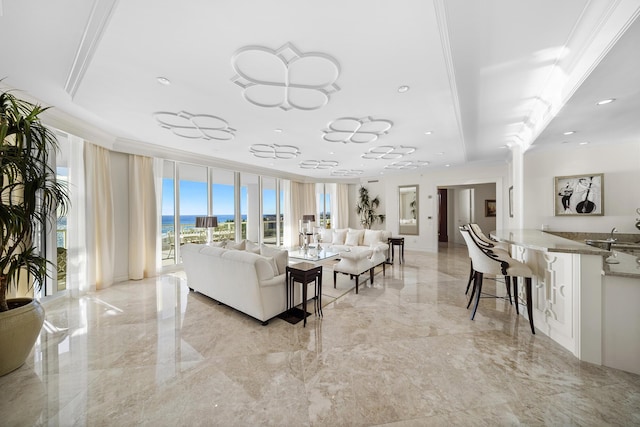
[318,228,391,255]
[181,243,289,324]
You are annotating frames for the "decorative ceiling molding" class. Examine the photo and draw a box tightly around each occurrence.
[249,144,300,159]
[231,42,341,111]
[384,160,429,170]
[299,160,338,169]
[331,169,363,176]
[323,116,393,144]
[153,111,236,141]
[361,145,416,160]
[64,0,119,98]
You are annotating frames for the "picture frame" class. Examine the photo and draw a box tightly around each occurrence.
[554,173,604,216]
[485,199,496,217]
[508,186,514,218]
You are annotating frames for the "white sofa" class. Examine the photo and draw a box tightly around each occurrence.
[181,243,290,324]
[318,228,391,255]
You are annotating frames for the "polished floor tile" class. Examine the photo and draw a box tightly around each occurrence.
[2,244,639,426]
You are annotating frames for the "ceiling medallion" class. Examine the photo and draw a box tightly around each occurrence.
[323,116,393,144]
[331,169,363,177]
[384,160,429,170]
[361,145,416,160]
[231,42,341,111]
[153,111,236,141]
[299,160,339,169]
[249,144,300,159]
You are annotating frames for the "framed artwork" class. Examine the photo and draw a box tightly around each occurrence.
[485,199,496,217]
[508,186,514,218]
[554,173,604,216]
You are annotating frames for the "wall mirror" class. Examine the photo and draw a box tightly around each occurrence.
[399,185,418,235]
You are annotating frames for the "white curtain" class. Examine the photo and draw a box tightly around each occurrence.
[335,183,350,229]
[284,181,316,247]
[66,135,89,296]
[84,143,115,290]
[128,155,158,280]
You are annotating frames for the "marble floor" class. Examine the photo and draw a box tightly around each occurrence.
[2,243,639,426]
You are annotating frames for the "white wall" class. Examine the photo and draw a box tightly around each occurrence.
[524,141,640,233]
[378,162,508,252]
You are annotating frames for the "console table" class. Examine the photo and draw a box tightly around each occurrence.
[280,262,323,327]
[388,237,405,264]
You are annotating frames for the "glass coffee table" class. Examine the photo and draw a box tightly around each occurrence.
[287,247,340,263]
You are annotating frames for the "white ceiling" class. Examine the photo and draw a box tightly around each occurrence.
[1,0,639,181]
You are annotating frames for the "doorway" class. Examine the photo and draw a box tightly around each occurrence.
[438,189,448,242]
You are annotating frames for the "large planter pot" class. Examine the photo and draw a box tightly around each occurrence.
[0,298,45,376]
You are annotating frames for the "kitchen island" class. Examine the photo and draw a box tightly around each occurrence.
[490,229,640,374]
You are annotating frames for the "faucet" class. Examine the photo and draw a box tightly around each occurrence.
[609,227,617,242]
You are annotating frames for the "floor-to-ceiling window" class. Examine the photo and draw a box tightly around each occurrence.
[241,172,259,242]
[179,164,208,250]
[316,183,332,229]
[262,177,277,245]
[161,161,176,266]
[211,168,235,242]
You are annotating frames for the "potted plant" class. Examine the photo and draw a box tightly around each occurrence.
[0,90,70,376]
[355,186,385,229]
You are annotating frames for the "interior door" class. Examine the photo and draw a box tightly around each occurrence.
[438,189,448,242]
[454,188,473,244]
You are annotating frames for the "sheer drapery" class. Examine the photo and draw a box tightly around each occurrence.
[284,181,316,247]
[84,142,115,290]
[128,155,158,280]
[66,135,89,296]
[335,183,350,229]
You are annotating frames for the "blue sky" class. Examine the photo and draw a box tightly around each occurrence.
[162,179,278,216]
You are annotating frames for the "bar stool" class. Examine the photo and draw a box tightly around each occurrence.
[459,225,535,334]
[461,225,512,303]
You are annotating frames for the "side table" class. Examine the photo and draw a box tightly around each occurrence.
[280,262,323,327]
[388,237,405,264]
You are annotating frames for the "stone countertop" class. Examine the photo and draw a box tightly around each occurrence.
[491,229,640,279]
[490,229,611,255]
[603,250,640,278]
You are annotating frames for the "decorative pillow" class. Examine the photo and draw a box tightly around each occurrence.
[227,240,246,250]
[208,241,226,248]
[264,256,279,276]
[345,231,361,246]
[245,240,260,254]
[348,228,365,246]
[332,229,347,245]
[363,229,382,246]
[319,228,332,243]
[260,245,288,275]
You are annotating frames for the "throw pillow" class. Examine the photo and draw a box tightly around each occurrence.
[363,229,382,246]
[245,240,260,254]
[227,240,246,250]
[264,256,279,277]
[348,228,365,246]
[332,229,347,245]
[260,245,288,275]
[345,231,361,246]
[208,241,226,248]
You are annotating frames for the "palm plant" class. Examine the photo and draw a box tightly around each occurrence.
[355,186,385,229]
[0,90,70,312]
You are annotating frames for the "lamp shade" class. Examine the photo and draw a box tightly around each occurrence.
[195,216,218,228]
[302,215,315,222]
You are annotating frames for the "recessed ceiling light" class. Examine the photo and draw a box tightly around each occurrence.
[437,152,444,155]
[156,77,171,85]
[329,151,334,155]
[424,131,433,135]
[596,98,615,105]
[398,85,410,93]
[274,128,283,133]
[563,131,575,135]
[579,141,590,145]
[445,164,451,167]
